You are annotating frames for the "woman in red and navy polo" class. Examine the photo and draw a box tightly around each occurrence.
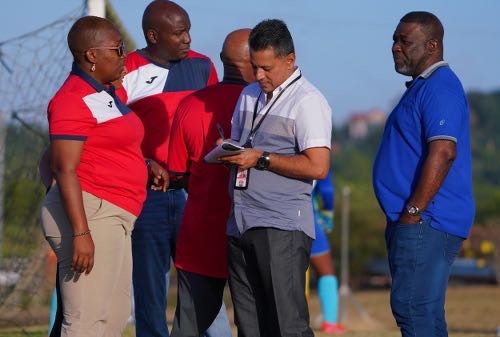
[40,16,147,337]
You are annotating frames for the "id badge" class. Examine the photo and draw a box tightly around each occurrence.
[234,138,252,190]
[234,168,250,190]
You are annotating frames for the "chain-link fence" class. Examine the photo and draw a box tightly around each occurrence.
[0,4,84,328]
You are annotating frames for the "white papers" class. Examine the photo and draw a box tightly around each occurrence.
[204,141,245,163]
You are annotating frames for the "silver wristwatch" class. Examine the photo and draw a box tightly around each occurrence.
[405,204,421,216]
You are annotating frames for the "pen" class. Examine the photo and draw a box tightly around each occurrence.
[216,122,225,140]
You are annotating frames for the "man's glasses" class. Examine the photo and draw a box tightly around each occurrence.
[89,41,126,57]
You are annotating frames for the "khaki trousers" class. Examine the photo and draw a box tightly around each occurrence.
[41,186,136,337]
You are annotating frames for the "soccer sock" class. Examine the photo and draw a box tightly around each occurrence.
[318,275,339,324]
[48,287,57,335]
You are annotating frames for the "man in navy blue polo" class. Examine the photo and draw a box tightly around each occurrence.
[373,11,474,337]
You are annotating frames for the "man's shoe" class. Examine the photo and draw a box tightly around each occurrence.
[321,322,347,335]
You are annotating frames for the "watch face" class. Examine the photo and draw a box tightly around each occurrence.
[256,156,269,170]
[255,152,270,170]
[407,206,419,215]
[257,158,265,170]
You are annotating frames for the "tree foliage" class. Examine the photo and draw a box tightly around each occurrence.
[2,124,47,257]
[331,89,500,282]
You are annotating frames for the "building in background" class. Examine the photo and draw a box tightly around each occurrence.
[348,108,387,140]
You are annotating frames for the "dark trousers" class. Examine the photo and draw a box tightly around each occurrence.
[171,269,226,337]
[228,227,313,337]
[132,189,186,337]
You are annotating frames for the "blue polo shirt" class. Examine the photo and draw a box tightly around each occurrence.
[373,62,474,238]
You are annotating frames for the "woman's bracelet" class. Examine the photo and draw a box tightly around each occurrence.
[73,230,91,238]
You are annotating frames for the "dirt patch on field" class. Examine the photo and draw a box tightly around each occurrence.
[307,285,500,336]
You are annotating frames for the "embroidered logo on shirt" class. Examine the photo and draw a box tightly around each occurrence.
[439,119,445,125]
[145,76,158,84]
[108,101,113,108]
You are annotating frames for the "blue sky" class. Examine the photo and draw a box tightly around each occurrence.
[1,0,499,124]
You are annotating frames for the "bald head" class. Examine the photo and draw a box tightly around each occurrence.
[67,16,119,61]
[221,29,251,63]
[142,0,188,39]
[141,0,191,63]
[220,29,255,84]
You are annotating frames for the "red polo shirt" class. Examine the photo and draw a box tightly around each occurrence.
[121,50,218,167]
[168,82,247,278]
[48,64,147,216]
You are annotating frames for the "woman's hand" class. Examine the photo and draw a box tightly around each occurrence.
[72,234,95,274]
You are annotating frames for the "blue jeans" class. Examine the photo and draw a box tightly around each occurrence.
[132,189,186,337]
[203,302,232,337]
[385,218,463,337]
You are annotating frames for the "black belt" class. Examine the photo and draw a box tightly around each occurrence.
[167,180,184,191]
[147,179,184,191]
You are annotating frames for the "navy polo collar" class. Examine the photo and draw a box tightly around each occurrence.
[136,49,176,70]
[71,62,121,101]
[71,62,131,115]
[220,79,248,85]
[71,62,107,92]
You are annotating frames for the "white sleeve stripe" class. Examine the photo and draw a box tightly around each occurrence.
[427,135,457,143]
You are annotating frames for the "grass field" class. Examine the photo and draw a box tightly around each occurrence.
[310,284,499,337]
[1,285,498,337]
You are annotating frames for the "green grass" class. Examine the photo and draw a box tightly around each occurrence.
[0,326,494,337]
[0,326,49,337]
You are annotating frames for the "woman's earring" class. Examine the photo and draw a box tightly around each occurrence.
[90,63,96,72]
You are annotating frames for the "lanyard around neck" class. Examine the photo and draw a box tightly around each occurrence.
[245,73,302,146]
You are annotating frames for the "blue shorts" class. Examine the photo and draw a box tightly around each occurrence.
[311,218,330,256]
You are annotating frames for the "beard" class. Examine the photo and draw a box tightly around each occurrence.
[394,58,412,76]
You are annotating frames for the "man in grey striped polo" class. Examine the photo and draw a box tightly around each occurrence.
[219,19,332,337]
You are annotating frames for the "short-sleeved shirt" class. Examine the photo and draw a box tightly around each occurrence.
[48,63,147,216]
[228,68,333,239]
[120,50,218,167]
[168,82,246,278]
[373,62,474,238]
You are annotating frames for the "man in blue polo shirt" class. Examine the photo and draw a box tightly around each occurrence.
[373,11,474,337]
